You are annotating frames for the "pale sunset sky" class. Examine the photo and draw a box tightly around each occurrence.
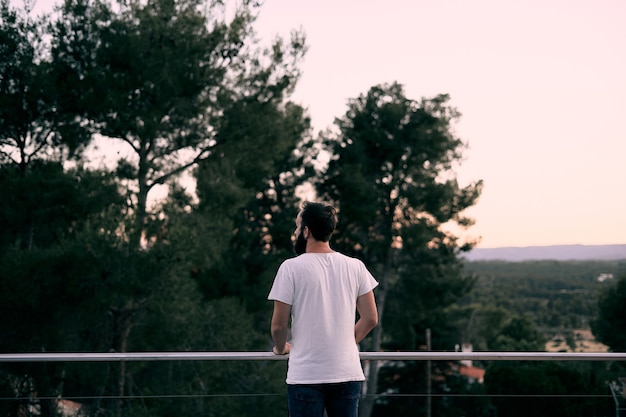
[254,0,626,249]
[21,0,626,248]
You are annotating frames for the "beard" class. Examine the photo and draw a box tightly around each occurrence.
[294,230,307,255]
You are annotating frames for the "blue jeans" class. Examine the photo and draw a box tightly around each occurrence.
[287,381,362,417]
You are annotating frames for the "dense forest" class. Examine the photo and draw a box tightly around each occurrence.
[374,260,626,417]
[1,0,624,416]
[461,260,626,345]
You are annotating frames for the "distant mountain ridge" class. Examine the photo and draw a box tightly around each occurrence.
[463,244,626,262]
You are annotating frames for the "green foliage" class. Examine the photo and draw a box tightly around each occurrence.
[385,245,475,350]
[316,82,483,417]
[372,260,625,417]
[592,273,626,352]
[48,0,307,247]
[0,0,90,168]
[191,95,312,318]
[488,316,546,351]
[375,361,490,417]
[485,362,607,417]
[458,260,626,349]
[318,82,482,346]
[0,217,286,416]
[125,296,286,417]
[0,160,123,250]
[320,83,482,263]
[0,0,305,415]
[0,233,148,414]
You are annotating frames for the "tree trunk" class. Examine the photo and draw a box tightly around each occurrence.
[133,184,148,249]
[359,287,386,417]
[111,305,135,417]
[359,248,392,417]
[132,144,150,249]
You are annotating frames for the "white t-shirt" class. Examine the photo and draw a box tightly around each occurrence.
[268,252,378,384]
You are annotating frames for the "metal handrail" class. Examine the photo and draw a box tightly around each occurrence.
[1,351,625,362]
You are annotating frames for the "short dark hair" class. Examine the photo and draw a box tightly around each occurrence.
[300,202,337,242]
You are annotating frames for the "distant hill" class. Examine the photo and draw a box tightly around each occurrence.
[463,244,626,262]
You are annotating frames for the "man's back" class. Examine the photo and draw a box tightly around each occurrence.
[269,252,377,384]
[268,201,378,417]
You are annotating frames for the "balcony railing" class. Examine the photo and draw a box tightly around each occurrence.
[2,351,626,362]
[1,352,625,416]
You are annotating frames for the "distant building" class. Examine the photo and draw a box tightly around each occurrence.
[55,398,85,417]
[458,364,486,384]
[459,343,473,368]
[597,273,614,282]
[453,343,485,384]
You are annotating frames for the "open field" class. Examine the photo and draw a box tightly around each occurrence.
[545,329,609,353]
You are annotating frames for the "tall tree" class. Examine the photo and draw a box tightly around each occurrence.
[0,0,93,249]
[50,0,306,248]
[0,0,48,172]
[316,82,483,417]
[192,97,314,320]
[44,1,307,405]
[591,274,626,352]
[0,0,89,172]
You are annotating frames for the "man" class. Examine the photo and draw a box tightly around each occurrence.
[268,201,379,417]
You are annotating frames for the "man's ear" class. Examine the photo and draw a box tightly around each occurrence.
[303,226,309,239]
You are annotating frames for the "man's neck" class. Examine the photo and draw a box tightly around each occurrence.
[306,240,334,254]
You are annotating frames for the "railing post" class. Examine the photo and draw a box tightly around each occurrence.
[426,328,431,417]
[609,381,621,417]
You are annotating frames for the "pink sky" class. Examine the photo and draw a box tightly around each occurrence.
[18,0,626,248]
[254,0,626,248]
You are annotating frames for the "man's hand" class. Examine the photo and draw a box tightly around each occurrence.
[272,341,291,355]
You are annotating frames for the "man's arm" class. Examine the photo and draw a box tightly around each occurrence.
[271,300,292,355]
[355,290,378,344]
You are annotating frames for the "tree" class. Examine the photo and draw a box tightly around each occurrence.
[0,161,123,250]
[485,362,595,417]
[0,224,285,417]
[191,97,313,313]
[461,260,620,341]
[50,0,306,248]
[0,0,95,249]
[0,0,89,172]
[592,274,626,352]
[1,1,310,414]
[488,316,546,351]
[42,2,307,409]
[316,82,483,417]
[0,0,48,171]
